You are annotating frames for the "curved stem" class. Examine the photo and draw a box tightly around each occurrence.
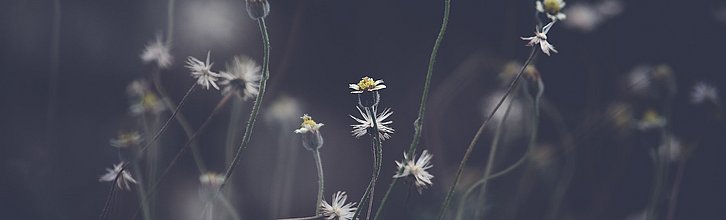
[373,0,450,218]
[436,48,538,220]
[455,95,515,220]
[218,17,271,192]
[312,149,325,215]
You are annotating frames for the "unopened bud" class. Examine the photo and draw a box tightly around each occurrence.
[246,0,270,20]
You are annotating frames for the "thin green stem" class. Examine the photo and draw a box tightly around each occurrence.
[131,162,151,220]
[373,0,450,218]
[455,95,515,220]
[436,48,538,220]
[353,107,384,220]
[218,17,271,192]
[312,149,325,215]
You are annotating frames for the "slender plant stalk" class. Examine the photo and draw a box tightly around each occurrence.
[436,48,538,220]
[312,149,325,215]
[226,97,245,168]
[131,162,152,220]
[353,107,384,220]
[373,0,450,218]
[47,0,61,139]
[218,17,271,193]
[646,100,673,220]
[666,156,688,220]
[541,98,577,220]
[100,83,196,220]
[454,96,515,220]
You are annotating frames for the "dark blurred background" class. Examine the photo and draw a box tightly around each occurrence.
[2,0,726,219]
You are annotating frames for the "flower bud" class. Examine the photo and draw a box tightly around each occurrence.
[357,91,380,108]
[246,0,270,20]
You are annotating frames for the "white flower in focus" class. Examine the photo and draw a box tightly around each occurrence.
[521,21,558,56]
[536,0,567,21]
[350,106,394,140]
[186,51,221,90]
[691,82,720,104]
[394,150,434,193]
[141,35,173,69]
[294,114,324,134]
[320,191,357,220]
[110,132,143,148]
[99,162,137,190]
[349,76,386,93]
[219,55,262,101]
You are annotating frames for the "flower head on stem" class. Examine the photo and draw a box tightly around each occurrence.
[320,191,357,220]
[141,34,173,69]
[394,150,434,193]
[99,162,137,190]
[219,55,262,101]
[295,114,325,151]
[350,106,394,141]
[186,51,221,90]
[521,21,558,56]
[537,0,567,21]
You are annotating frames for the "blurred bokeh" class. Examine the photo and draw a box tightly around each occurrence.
[1,0,725,219]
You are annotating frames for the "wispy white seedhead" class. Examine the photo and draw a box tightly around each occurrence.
[295,114,324,150]
[637,109,666,131]
[691,82,720,104]
[126,80,166,116]
[219,55,262,101]
[350,106,394,141]
[394,150,434,194]
[186,51,221,90]
[521,21,558,56]
[320,191,357,220]
[199,172,226,188]
[141,34,173,69]
[349,76,386,94]
[99,162,137,190]
[536,0,567,21]
[110,132,143,148]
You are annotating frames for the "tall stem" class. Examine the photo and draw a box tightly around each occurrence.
[218,17,271,192]
[436,48,538,220]
[373,0,450,218]
[353,107,384,220]
[312,149,325,215]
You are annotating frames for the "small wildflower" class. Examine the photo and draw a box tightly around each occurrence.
[99,162,137,190]
[350,106,394,141]
[521,21,558,56]
[126,80,166,115]
[320,191,357,220]
[349,76,386,93]
[295,114,324,150]
[394,150,434,193]
[691,82,720,104]
[536,0,567,21]
[637,109,666,131]
[110,132,143,148]
[186,51,221,90]
[140,34,173,69]
[219,55,262,100]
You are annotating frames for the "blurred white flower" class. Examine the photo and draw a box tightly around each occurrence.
[199,172,225,188]
[394,150,434,193]
[110,132,143,148]
[563,0,623,32]
[141,35,173,69]
[219,55,262,101]
[691,82,720,104]
[637,109,666,131]
[320,191,357,220]
[264,95,302,126]
[521,21,558,56]
[126,80,166,116]
[658,135,682,163]
[349,76,386,93]
[350,106,394,141]
[294,114,324,134]
[99,162,137,190]
[536,0,567,21]
[186,51,221,90]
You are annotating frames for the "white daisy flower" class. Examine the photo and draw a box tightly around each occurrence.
[536,0,567,21]
[99,162,137,190]
[294,114,324,134]
[185,51,222,90]
[320,191,357,220]
[219,55,262,101]
[110,132,143,148]
[393,150,434,193]
[141,35,173,69]
[349,76,386,94]
[521,21,558,56]
[691,82,720,104]
[350,106,394,141]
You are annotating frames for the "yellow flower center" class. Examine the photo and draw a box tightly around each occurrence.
[642,110,662,124]
[301,115,318,128]
[543,0,562,14]
[356,76,377,91]
[142,93,159,109]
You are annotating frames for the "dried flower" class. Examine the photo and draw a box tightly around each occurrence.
[394,150,434,193]
[141,34,173,69]
[521,21,558,56]
[295,114,324,150]
[320,191,357,220]
[691,82,720,104]
[98,162,137,190]
[219,55,262,100]
[350,106,394,141]
[536,0,567,21]
[186,51,221,90]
